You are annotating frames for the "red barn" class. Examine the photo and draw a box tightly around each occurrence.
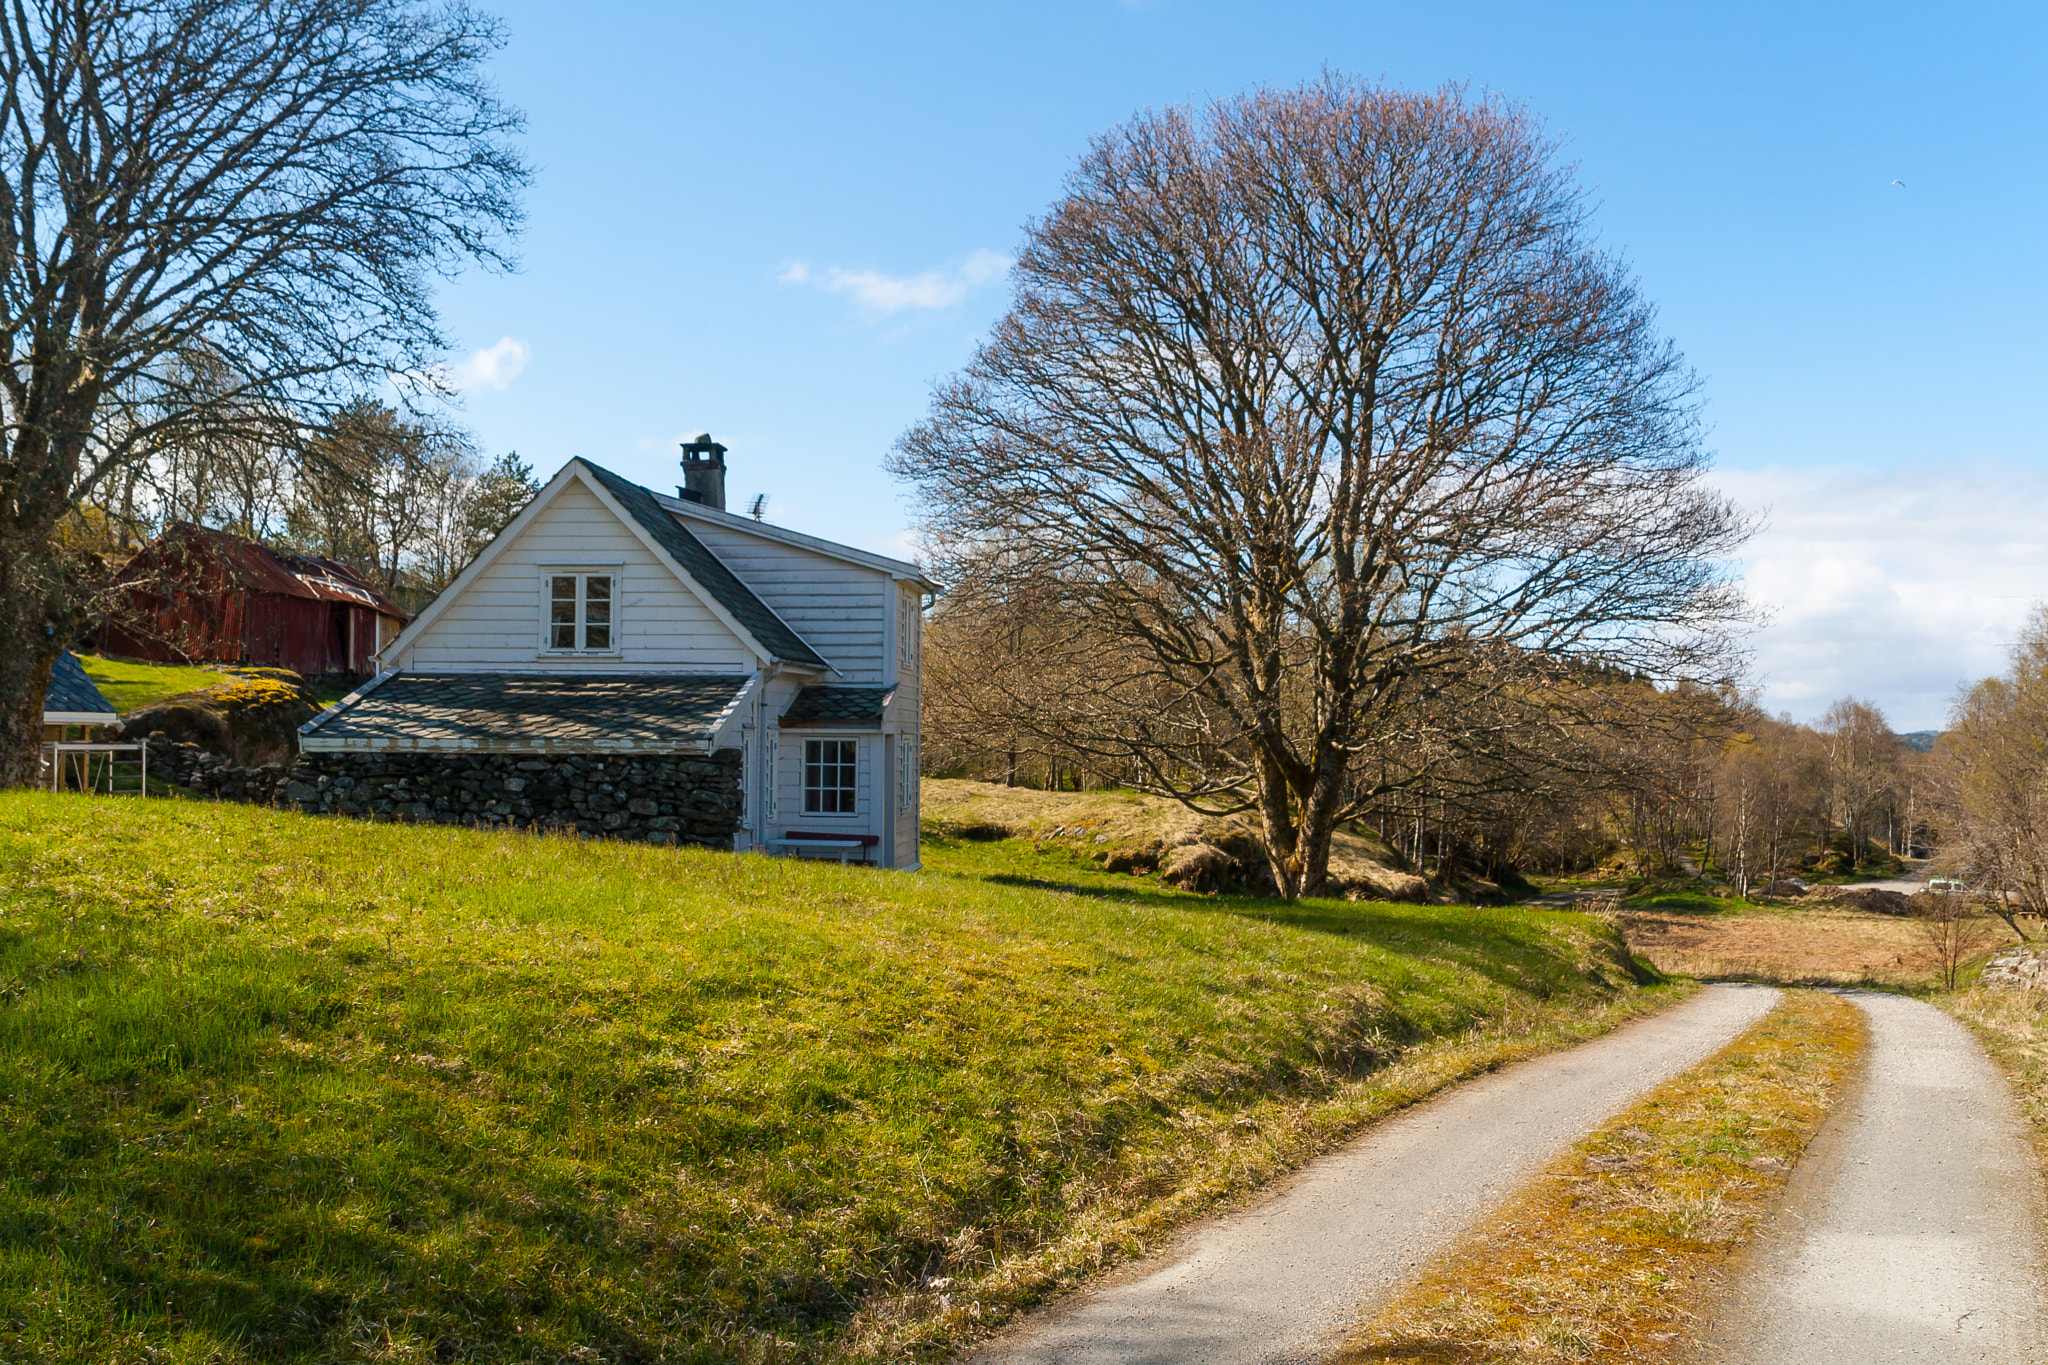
[96,523,410,677]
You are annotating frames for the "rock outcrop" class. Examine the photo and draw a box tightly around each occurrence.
[120,670,319,766]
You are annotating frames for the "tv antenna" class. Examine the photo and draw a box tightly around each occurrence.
[748,494,767,521]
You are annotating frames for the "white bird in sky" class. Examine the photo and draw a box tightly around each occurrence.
[1891,178,1907,187]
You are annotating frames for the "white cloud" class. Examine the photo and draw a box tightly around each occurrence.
[449,336,530,392]
[780,249,1010,316]
[1712,462,2048,731]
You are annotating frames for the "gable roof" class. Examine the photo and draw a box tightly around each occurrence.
[661,493,942,593]
[380,459,832,673]
[576,462,829,670]
[44,652,117,724]
[116,523,410,620]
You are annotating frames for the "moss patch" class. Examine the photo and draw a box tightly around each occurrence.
[1338,990,1861,1364]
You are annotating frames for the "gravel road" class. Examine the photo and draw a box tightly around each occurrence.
[1701,992,2048,1363]
[968,984,1780,1365]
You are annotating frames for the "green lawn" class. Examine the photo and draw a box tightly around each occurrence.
[0,796,1679,1363]
[72,655,227,714]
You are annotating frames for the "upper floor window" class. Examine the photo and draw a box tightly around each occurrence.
[546,571,614,652]
[804,739,857,814]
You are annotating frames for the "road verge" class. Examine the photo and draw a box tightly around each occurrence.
[1335,990,1861,1364]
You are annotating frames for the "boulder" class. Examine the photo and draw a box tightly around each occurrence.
[120,671,320,766]
[1160,841,1237,894]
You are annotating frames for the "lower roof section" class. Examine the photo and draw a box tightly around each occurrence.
[44,651,117,724]
[300,671,756,754]
[778,685,897,729]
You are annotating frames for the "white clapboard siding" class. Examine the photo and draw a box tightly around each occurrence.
[774,732,875,834]
[684,520,890,681]
[400,482,756,672]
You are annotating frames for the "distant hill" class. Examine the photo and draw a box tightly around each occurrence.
[1897,731,1939,753]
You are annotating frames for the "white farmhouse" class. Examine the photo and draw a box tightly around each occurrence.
[294,437,936,869]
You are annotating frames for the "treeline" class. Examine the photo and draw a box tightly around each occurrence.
[1931,606,2048,935]
[922,599,1928,893]
[72,398,538,613]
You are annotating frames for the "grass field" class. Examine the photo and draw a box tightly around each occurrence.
[1613,884,2024,990]
[0,795,1676,1363]
[73,654,226,714]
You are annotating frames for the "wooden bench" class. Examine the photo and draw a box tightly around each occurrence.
[768,831,880,865]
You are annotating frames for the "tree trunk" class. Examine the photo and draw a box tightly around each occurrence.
[0,535,69,788]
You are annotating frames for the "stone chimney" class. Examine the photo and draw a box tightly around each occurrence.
[678,433,728,511]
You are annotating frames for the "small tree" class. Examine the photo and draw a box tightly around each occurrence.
[1918,891,1996,992]
[894,78,1752,897]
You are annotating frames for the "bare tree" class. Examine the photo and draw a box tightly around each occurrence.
[892,79,1752,897]
[1931,605,2048,939]
[1918,891,1998,991]
[0,0,525,786]
[1819,697,1902,872]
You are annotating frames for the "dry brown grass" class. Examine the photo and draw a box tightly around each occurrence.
[1937,984,2048,1171]
[1335,991,1862,1365]
[1617,904,2019,989]
[921,778,1427,898]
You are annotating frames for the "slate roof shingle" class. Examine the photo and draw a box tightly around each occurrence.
[577,462,829,671]
[44,652,117,721]
[778,685,895,728]
[300,672,755,753]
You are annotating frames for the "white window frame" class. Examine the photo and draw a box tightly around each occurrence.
[538,565,623,656]
[801,737,860,818]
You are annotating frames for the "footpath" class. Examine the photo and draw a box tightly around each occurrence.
[969,985,1778,1365]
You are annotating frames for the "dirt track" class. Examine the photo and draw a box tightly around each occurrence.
[968,985,1778,1365]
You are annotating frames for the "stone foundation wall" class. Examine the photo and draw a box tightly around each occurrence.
[284,749,745,847]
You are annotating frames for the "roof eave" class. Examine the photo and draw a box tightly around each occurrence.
[300,736,716,755]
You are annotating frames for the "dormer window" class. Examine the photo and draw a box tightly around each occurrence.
[543,570,617,653]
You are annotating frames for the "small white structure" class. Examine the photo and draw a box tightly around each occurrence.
[300,439,936,869]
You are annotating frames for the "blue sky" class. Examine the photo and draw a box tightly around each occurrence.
[431,2,2048,731]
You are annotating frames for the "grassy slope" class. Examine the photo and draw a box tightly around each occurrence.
[0,796,1674,1363]
[922,778,1428,898]
[73,655,226,714]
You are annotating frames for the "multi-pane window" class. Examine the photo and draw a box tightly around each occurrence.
[547,573,613,652]
[803,739,857,814]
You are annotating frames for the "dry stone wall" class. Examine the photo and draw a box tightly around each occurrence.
[284,749,745,847]
[142,734,291,804]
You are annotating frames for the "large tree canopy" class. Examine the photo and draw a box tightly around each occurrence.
[0,0,525,785]
[892,78,1753,897]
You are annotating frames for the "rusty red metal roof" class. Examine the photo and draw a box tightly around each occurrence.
[117,523,410,621]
